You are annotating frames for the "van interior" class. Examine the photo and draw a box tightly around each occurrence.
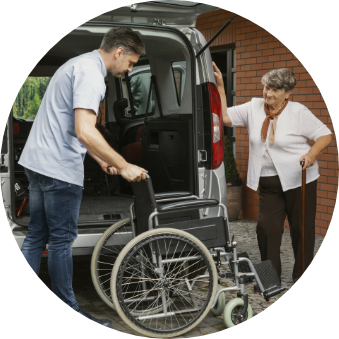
[11,25,198,228]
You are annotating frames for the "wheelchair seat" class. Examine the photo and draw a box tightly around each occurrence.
[131,175,229,249]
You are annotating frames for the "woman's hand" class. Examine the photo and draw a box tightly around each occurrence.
[212,62,225,94]
[299,152,317,170]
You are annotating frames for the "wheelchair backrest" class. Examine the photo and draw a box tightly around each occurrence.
[131,176,157,235]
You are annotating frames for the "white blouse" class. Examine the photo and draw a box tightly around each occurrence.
[228,98,332,192]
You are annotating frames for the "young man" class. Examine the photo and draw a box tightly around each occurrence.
[18,27,147,327]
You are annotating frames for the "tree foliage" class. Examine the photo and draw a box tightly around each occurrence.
[13,77,50,120]
[224,137,240,180]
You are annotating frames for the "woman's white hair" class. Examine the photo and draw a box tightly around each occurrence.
[261,68,296,92]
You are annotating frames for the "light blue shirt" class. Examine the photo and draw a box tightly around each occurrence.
[19,50,107,186]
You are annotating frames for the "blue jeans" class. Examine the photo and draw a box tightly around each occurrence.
[21,168,83,310]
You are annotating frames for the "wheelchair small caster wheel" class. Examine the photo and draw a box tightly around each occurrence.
[223,298,253,327]
[211,284,225,316]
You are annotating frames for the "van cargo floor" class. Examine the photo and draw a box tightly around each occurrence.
[17,195,133,226]
[78,195,133,221]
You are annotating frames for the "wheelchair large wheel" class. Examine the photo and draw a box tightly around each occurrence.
[91,218,133,310]
[111,228,218,338]
[223,298,253,328]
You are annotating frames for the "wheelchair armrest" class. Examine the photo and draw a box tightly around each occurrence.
[155,191,192,201]
[157,199,219,213]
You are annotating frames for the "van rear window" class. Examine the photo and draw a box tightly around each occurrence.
[13,77,51,120]
[172,61,186,106]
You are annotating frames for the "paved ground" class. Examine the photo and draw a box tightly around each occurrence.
[38,219,324,337]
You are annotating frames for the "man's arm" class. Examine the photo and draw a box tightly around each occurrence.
[75,108,147,181]
[87,149,119,175]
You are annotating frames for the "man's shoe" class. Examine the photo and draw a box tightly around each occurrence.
[78,309,113,328]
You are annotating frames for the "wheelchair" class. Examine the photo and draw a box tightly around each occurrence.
[91,175,285,337]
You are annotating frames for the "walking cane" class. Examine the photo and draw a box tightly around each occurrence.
[300,160,306,274]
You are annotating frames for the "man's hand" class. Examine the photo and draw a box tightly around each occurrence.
[300,152,316,170]
[120,163,148,182]
[101,163,120,175]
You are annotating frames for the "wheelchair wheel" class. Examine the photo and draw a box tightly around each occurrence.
[111,228,218,338]
[223,298,253,328]
[91,218,133,310]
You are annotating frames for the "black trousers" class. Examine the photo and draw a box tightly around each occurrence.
[256,176,317,281]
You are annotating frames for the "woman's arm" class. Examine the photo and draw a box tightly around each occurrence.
[300,134,332,170]
[213,62,232,127]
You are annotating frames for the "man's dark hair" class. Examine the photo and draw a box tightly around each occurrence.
[100,27,146,56]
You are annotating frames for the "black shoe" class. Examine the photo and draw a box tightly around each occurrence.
[78,309,113,328]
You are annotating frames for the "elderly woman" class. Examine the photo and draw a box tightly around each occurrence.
[213,63,332,282]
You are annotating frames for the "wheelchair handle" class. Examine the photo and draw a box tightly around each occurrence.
[107,166,148,180]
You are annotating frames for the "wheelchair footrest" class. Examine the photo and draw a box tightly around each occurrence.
[263,285,286,301]
[254,260,285,300]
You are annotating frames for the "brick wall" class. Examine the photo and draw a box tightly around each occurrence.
[196,10,338,236]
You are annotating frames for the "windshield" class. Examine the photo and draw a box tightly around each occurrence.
[13,77,50,120]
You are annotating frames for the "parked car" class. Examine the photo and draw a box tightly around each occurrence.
[1,1,227,256]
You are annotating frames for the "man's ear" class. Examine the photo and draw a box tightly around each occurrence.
[114,47,125,60]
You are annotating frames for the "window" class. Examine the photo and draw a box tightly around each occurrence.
[122,63,155,118]
[211,49,236,154]
[172,61,186,105]
[13,77,51,120]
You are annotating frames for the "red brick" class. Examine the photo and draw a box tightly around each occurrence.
[251,64,263,71]
[320,154,335,162]
[274,47,287,54]
[320,183,338,192]
[320,198,336,207]
[300,73,312,80]
[318,161,328,168]
[327,147,338,154]
[246,32,257,39]
[328,207,334,214]
[320,228,328,236]
[317,190,328,198]
[267,42,280,49]
[257,43,268,50]
[315,219,328,228]
[250,51,263,57]
[262,49,274,56]
[287,60,300,67]
[240,65,251,71]
[251,37,263,45]
[316,205,327,213]
[320,169,335,176]
[318,176,328,183]
[257,30,268,37]
[268,55,280,62]
[328,192,337,200]
[245,45,257,52]
[274,61,287,68]
[328,162,339,170]
[321,213,332,222]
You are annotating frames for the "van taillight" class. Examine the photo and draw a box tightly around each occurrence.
[208,83,224,169]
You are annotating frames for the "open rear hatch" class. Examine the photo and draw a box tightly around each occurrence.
[92,1,218,27]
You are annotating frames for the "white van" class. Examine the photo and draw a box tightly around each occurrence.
[1,1,228,256]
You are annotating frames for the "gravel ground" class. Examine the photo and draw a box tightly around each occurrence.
[38,219,324,337]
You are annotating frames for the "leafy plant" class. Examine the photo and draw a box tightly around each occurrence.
[223,137,240,180]
[13,77,50,120]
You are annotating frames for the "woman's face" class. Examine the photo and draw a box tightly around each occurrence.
[263,85,290,108]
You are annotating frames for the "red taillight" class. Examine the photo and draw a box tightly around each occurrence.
[208,83,224,169]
